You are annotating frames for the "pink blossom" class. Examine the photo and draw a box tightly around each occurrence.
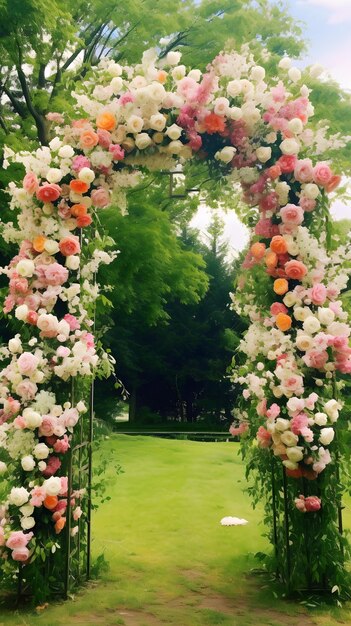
[305,496,321,512]
[73,506,82,521]
[97,129,112,148]
[329,301,343,316]
[290,412,308,435]
[46,111,65,123]
[266,403,280,419]
[57,346,70,358]
[23,172,39,194]
[91,187,110,208]
[256,399,267,417]
[109,144,125,161]
[229,422,248,437]
[36,183,61,203]
[305,393,318,410]
[280,204,304,226]
[119,92,134,106]
[60,477,68,496]
[270,302,288,316]
[303,349,328,369]
[12,548,30,562]
[255,218,273,238]
[71,155,91,172]
[294,159,314,183]
[299,196,316,212]
[62,408,79,429]
[64,314,80,331]
[53,435,70,454]
[16,380,38,401]
[6,531,33,550]
[17,352,39,376]
[82,332,95,348]
[257,426,271,448]
[313,162,332,187]
[13,415,26,429]
[30,486,46,507]
[39,416,56,437]
[42,456,61,477]
[44,263,69,286]
[295,496,306,513]
[4,294,15,313]
[310,283,327,306]
[10,276,29,294]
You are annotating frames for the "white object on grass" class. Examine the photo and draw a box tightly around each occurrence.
[220,516,248,526]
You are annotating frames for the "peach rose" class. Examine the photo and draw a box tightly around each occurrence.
[285,260,307,281]
[36,183,61,203]
[270,235,288,255]
[23,172,39,194]
[250,242,266,259]
[59,236,81,257]
[80,129,99,149]
[325,174,341,193]
[76,214,92,228]
[96,111,116,131]
[33,235,46,253]
[91,187,110,208]
[313,162,332,187]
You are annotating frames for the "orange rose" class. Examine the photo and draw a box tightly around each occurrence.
[54,517,66,534]
[273,278,289,295]
[76,214,93,228]
[33,235,47,253]
[80,129,99,149]
[44,495,58,510]
[70,180,89,194]
[325,174,341,194]
[285,260,307,281]
[250,242,266,260]
[267,164,281,179]
[71,203,88,217]
[265,251,278,269]
[96,111,116,131]
[204,113,226,134]
[275,312,292,332]
[59,235,81,256]
[270,235,288,255]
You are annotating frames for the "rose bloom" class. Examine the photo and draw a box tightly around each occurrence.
[91,187,110,208]
[270,235,288,255]
[280,204,304,226]
[304,496,321,512]
[96,111,116,131]
[54,435,70,454]
[294,158,314,183]
[72,155,91,172]
[313,162,332,187]
[303,349,329,369]
[70,179,89,194]
[12,547,30,562]
[17,352,39,375]
[77,214,93,228]
[310,283,327,306]
[64,313,80,330]
[285,260,307,281]
[257,426,271,448]
[270,302,288,316]
[204,112,226,134]
[44,263,69,286]
[80,129,99,149]
[37,313,59,338]
[6,530,33,550]
[250,242,266,259]
[276,312,292,332]
[273,278,289,295]
[277,155,297,173]
[59,236,81,256]
[299,196,316,212]
[23,172,39,194]
[97,128,112,148]
[16,380,37,401]
[36,183,61,203]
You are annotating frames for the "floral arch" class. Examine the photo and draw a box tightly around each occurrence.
[0,46,351,600]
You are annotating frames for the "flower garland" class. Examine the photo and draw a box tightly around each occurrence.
[0,45,350,593]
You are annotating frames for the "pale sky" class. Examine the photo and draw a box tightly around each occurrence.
[191,0,350,257]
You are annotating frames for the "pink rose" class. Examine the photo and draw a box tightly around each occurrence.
[59,236,81,257]
[73,506,82,521]
[17,352,39,376]
[44,263,69,286]
[53,435,70,454]
[97,129,112,148]
[310,283,327,306]
[60,477,68,496]
[303,349,328,369]
[57,346,70,358]
[36,183,61,203]
[270,302,288,316]
[290,413,308,435]
[72,155,91,172]
[37,313,59,338]
[64,314,80,330]
[30,486,46,507]
[109,144,125,161]
[257,426,271,448]
[42,456,61,477]
[46,112,65,123]
[63,408,79,428]
[6,531,33,550]
[256,399,267,417]
[294,159,314,183]
[16,380,38,401]
[58,200,72,220]
[13,415,26,429]
[23,172,39,194]
[313,162,332,187]
[295,496,306,513]
[10,277,29,294]
[39,416,57,437]
[266,403,280,419]
[280,204,304,226]
[285,260,308,281]
[91,187,110,208]
[12,548,30,562]
[229,422,248,437]
[299,196,316,212]
[304,496,321,512]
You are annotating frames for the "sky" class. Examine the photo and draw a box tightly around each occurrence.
[191,0,351,258]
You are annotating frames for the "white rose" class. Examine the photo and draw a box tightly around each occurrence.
[77,401,87,413]
[228,107,243,120]
[275,181,290,205]
[49,137,62,151]
[287,118,303,134]
[280,431,299,446]
[20,504,34,517]
[314,412,328,426]
[165,124,182,140]
[44,476,62,496]
[282,460,299,470]
[188,69,201,82]
[21,455,36,471]
[317,307,334,326]
[126,115,144,134]
[227,80,242,98]
[111,77,123,94]
[288,67,301,82]
[287,397,304,413]
[167,140,183,154]
[23,408,42,430]
[46,168,63,184]
[327,322,350,337]
[280,138,300,155]
[303,183,320,199]
[38,461,47,471]
[78,167,95,184]
[149,114,166,132]
[324,399,341,421]
[242,105,260,125]
[8,337,22,353]
[0,461,7,474]
[21,516,35,530]
[16,259,35,278]
[9,487,30,507]
[272,386,283,398]
[215,146,236,163]
[66,255,80,271]
[286,241,300,256]
[171,65,186,80]
[58,145,75,158]
[108,62,122,76]
[166,51,181,65]
[275,418,290,432]
[278,57,291,70]
[319,427,335,446]
[303,316,321,334]
[44,240,60,255]
[33,443,50,460]
[256,147,271,163]
[283,292,296,308]
[214,97,229,116]
[251,65,265,81]
[294,306,310,322]
[57,319,70,337]
[135,133,152,150]
[15,304,29,321]
[239,79,254,97]
[296,334,314,351]
[286,446,304,462]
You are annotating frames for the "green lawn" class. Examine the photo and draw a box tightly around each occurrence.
[1,435,351,626]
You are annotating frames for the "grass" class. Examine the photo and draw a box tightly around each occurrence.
[1,435,351,625]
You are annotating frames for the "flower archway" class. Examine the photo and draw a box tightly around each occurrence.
[1,46,350,599]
